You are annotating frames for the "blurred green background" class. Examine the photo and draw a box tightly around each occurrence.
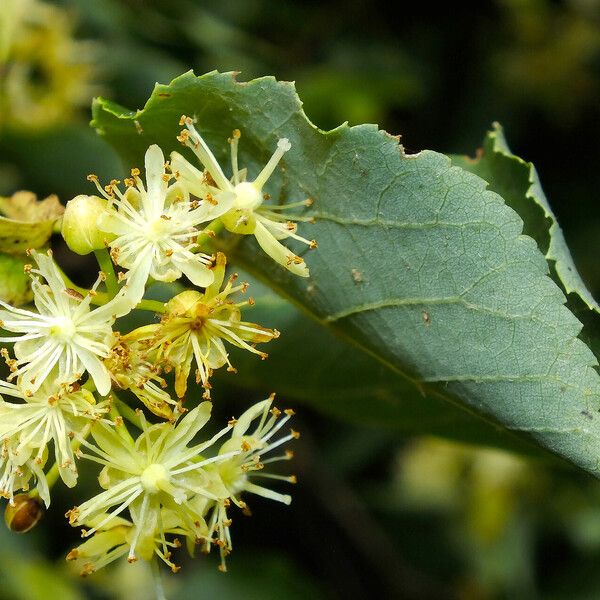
[2,0,600,598]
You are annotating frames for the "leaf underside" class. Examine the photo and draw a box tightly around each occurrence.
[92,70,600,476]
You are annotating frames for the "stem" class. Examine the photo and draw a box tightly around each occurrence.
[109,396,135,445]
[196,217,224,249]
[55,265,166,313]
[113,394,143,431]
[151,558,168,600]
[137,299,168,314]
[44,461,61,489]
[94,248,119,298]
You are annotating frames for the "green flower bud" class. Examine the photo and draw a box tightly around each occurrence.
[5,494,45,533]
[61,195,114,255]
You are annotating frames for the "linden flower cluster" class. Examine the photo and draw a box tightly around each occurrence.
[0,117,314,585]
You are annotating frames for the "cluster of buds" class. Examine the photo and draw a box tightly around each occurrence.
[0,117,314,578]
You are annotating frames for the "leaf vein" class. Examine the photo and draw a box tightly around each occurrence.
[311,211,502,231]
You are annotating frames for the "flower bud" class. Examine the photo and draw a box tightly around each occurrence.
[4,493,45,533]
[61,195,114,255]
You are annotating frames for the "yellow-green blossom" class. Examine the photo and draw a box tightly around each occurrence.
[65,397,298,574]
[205,395,298,570]
[217,396,298,504]
[0,0,97,129]
[171,117,316,277]
[0,436,48,506]
[0,378,107,501]
[104,337,177,421]
[89,145,232,305]
[69,402,236,563]
[123,252,279,399]
[0,251,131,396]
[67,510,197,575]
[62,195,115,255]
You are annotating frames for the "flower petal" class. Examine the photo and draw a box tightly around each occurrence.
[232,398,272,437]
[76,347,112,396]
[253,221,309,277]
[123,248,153,307]
[163,401,212,456]
[170,152,211,198]
[143,145,167,219]
[174,256,215,288]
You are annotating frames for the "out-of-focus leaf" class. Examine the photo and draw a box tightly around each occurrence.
[92,71,600,478]
[0,191,63,254]
[0,558,83,600]
[0,523,82,600]
[0,252,32,305]
[176,553,327,600]
[296,42,424,129]
[0,125,123,199]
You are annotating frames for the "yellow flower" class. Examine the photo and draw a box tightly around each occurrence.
[205,395,298,571]
[0,436,48,506]
[104,337,177,421]
[124,252,279,399]
[0,0,97,129]
[171,118,316,277]
[0,378,108,503]
[69,402,235,564]
[0,250,131,396]
[217,396,298,504]
[89,145,231,306]
[67,397,298,574]
[67,509,200,575]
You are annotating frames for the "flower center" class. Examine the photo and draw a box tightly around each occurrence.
[219,460,248,495]
[49,316,76,342]
[189,316,206,331]
[189,303,210,331]
[146,216,174,242]
[233,182,262,210]
[140,463,170,494]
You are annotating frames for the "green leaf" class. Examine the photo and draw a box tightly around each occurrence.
[452,123,599,314]
[92,71,600,476]
[452,124,600,369]
[0,252,32,305]
[0,560,83,600]
[216,285,551,457]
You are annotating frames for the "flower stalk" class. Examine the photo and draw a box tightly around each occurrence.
[94,248,120,299]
